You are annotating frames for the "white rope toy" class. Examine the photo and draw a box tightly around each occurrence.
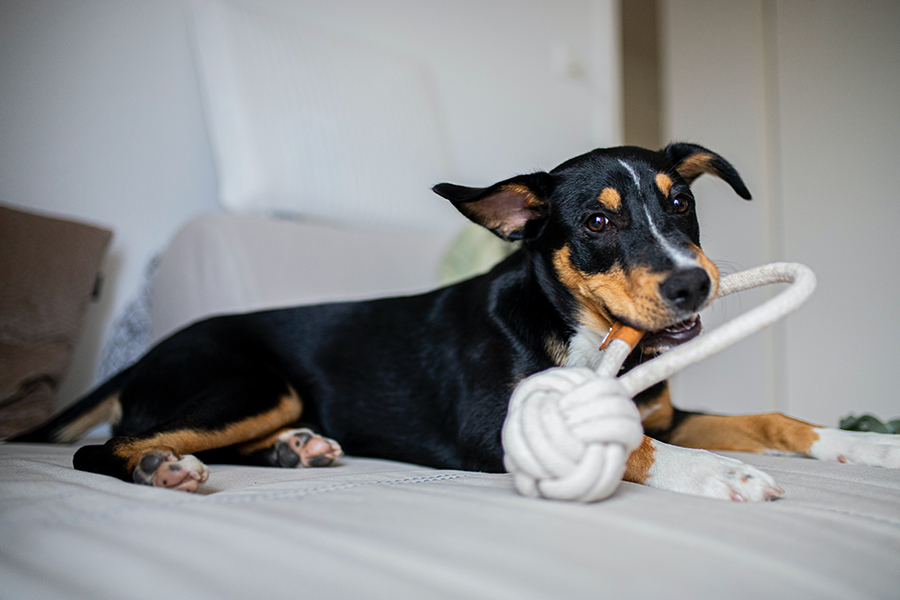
[502,262,817,502]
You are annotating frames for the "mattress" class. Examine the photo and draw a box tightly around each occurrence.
[2,440,898,599]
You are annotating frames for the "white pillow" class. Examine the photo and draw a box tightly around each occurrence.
[150,213,454,342]
[188,0,461,231]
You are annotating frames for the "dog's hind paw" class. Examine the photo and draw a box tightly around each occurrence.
[133,452,209,492]
[274,428,343,468]
[810,428,900,468]
[646,442,784,502]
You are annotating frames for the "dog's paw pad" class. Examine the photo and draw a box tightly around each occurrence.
[276,428,343,468]
[133,451,209,492]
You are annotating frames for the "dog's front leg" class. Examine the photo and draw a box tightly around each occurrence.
[803,428,900,467]
[667,412,900,469]
[623,436,785,502]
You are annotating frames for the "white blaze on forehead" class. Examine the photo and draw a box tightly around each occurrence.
[643,205,698,268]
[618,159,641,189]
[617,157,697,269]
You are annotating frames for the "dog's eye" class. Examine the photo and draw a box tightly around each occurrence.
[585,213,609,233]
[671,195,691,213]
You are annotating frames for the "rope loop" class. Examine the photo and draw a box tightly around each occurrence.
[502,263,817,503]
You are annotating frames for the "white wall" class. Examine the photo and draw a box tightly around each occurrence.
[220,0,621,184]
[774,0,900,426]
[660,0,772,418]
[0,0,220,405]
[661,0,900,426]
[0,0,620,406]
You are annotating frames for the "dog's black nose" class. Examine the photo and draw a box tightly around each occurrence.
[660,268,711,313]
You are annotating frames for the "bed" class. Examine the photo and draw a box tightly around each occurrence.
[3,212,899,600]
[3,1,899,594]
[3,439,899,599]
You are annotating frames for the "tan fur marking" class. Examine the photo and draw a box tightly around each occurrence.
[597,187,621,211]
[236,427,297,455]
[578,308,615,336]
[55,394,122,443]
[675,152,716,181]
[552,246,673,332]
[667,412,822,455]
[544,333,570,367]
[639,386,674,432]
[502,183,543,208]
[689,243,720,301]
[624,436,656,484]
[655,173,673,196]
[115,388,303,471]
[469,183,544,239]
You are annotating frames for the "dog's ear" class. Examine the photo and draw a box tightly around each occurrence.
[662,142,752,200]
[433,172,554,241]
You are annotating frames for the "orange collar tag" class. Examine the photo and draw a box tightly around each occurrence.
[599,321,645,351]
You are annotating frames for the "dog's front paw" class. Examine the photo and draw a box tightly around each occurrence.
[810,428,900,468]
[646,442,784,502]
[275,428,343,468]
[133,451,210,492]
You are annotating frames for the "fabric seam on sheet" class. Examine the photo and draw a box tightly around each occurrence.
[0,472,485,527]
[207,473,469,504]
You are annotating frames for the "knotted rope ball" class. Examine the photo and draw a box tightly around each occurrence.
[501,263,818,503]
[502,366,644,502]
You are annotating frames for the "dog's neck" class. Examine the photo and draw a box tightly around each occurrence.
[520,247,607,368]
[523,246,660,371]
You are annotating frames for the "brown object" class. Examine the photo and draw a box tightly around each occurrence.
[0,204,112,438]
[599,321,645,351]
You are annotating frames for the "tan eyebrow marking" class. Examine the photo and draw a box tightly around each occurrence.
[597,187,621,210]
[655,173,674,196]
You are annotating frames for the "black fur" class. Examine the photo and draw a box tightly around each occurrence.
[10,143,751,483]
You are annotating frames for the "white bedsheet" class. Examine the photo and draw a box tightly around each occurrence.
[2,441,899,600]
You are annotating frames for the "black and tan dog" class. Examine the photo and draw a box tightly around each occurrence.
[12,143,900,499]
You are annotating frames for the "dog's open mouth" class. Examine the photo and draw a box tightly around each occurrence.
[639,315,702,349]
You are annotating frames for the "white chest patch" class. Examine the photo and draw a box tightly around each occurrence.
[565,326,607,370]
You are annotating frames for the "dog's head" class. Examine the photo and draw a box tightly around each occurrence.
[434,143,751,351]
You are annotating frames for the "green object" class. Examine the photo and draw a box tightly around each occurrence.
[438,223,521,285]
[839,414,900,434]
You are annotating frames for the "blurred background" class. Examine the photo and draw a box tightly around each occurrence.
[1,0,898,428]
